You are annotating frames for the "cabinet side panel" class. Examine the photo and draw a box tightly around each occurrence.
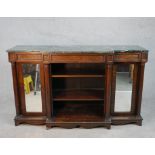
[11,62,21,115]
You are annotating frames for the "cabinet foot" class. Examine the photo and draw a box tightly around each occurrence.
[46,125,52,130]
[106,124,111,129]
[15,120,20,126]
[136,120,142,126]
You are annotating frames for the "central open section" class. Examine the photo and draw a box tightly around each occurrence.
[50,63,105,123]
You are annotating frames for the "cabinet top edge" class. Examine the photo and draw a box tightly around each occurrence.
[7,45,149,53]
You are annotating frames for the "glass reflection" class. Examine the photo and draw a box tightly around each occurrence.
[22,64,42,112]
[115,64,134,112]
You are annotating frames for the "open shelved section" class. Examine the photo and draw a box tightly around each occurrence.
[49,63,106,126]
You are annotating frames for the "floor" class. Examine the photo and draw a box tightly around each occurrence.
[0,95,155,138]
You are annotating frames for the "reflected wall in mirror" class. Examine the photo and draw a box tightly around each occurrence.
[114,64,134,112]
[22,64,42,112]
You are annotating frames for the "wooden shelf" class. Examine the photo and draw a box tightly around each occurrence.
[51,75,104,78]
[51,69,105,78]
[53,103,104,122]
[53,89,104,101]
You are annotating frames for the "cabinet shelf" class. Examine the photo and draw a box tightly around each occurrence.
[51,69,105,78]
[53,103,104,122]
[53,89,104,101]
[51,75,104,78]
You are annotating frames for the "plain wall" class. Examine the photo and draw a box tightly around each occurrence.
[0,17,155,110]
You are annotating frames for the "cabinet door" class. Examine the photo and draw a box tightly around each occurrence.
[111,63,138,115]
[17,63,46,115]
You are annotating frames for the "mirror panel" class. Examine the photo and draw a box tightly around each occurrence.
[114,64,134,112]
[22,64,42,112]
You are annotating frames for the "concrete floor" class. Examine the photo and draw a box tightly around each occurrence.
[0,96,155,138]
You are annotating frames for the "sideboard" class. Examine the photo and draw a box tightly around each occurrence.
[7,45,148,129]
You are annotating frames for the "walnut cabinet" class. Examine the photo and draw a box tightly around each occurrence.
[7,45,148,129]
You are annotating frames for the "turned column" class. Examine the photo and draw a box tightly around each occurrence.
[104,55,113,129]
[44,64,53,128]
[136,52,148,126]
[11,62,21,116]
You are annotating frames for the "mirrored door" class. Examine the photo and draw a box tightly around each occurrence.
[111,63,137,114]
[17,63,46,115]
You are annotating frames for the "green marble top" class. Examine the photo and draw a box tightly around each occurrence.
[7,45,148,53]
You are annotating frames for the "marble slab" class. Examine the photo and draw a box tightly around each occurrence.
[7,45,148,53]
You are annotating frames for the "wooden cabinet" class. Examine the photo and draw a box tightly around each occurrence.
[7,45,148,129]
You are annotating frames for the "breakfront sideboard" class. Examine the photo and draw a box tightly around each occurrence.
[7,45,148,129]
